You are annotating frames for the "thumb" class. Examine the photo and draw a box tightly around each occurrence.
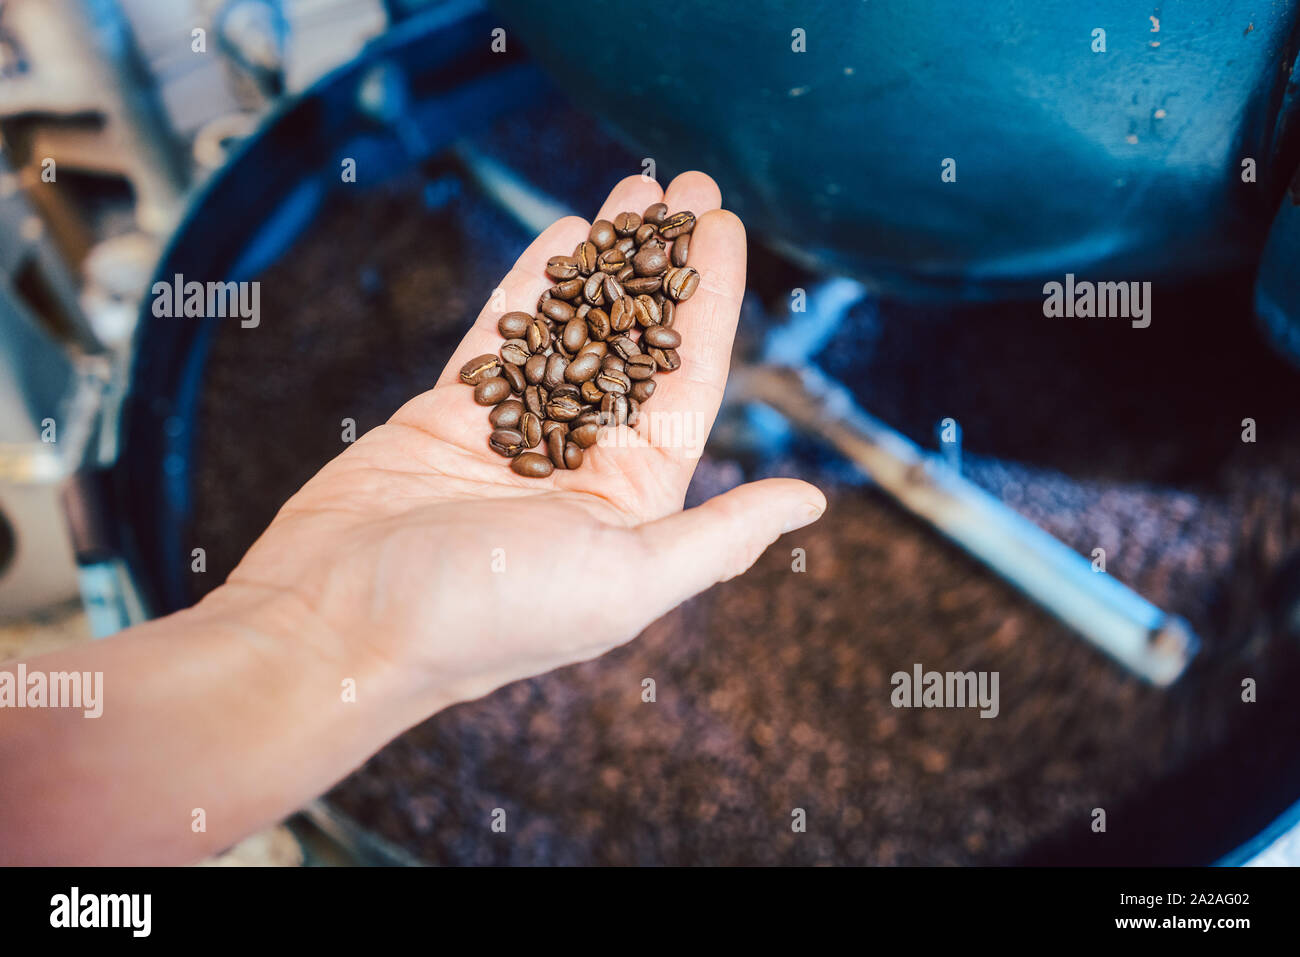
[634,478,827,611]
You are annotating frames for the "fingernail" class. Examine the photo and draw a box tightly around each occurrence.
[782,501,825,534]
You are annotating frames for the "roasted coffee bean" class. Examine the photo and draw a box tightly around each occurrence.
[540,353,566,389]
[601,392,630,426]
[671,232,690,267]
[547,429,568,469]
[574,240,599,274]
[498,312,532,338]
[635,223,659,245]
[582,272,605,306]
[580,379,604,403]
[609,334,641,360]
[546,255,580,281]
[616,264,635,283]
[489,398,524,429]
[524,384,547,416]
[551,335,572,360]
[630,378,656,403]
[633,243,669,277]
[659,299,675,327]
[649,346,681,371]
[474,377,511,406]
[562,317,587,353]
[537,287,553,309]
[643,324,681,349]
[563,442,583,470]
[576,303,591,320]
[565,352,601,383]
[664,265,700,302]
[615,236,636,257]
[632,294,662,327]
[601,274,624,302]
[627,397,641,427]
[573,410,602,429]
[502,361,527,393]
[553,278,584,299]
[570,423,599,448]
[541,297,574,322]
[459,354,501,385]
[588,219,616,250]
[601,355,626,373]
[659,210,695,239]
[586,307,611,341]
[625,353,657,380]
[489,428,525,457]
[596,368,632,395]
[546,391,583,421]
[541,418,568,440]
[501,338,530,366]
[551,382,580,399]
[597,247,627,273]
[528,318,554,353]
[613,211,642,235]
[579,338,607,358]
[623,275,662,295]
[511,451,553,478]
[609,296,635,332]
[524,353,547,384]
[643,202,669,225]
[520,411,543,448]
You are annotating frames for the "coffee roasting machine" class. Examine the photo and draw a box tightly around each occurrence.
[4,0,1300,865]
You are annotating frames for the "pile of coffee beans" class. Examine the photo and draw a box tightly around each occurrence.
[459,202,699,477]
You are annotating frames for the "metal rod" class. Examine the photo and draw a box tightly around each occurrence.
[729,362,1200,686]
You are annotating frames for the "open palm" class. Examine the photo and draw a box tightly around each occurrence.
[222,172,826,710]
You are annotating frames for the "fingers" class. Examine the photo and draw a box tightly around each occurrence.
[650,204,745,399]
[662,170,722,220]
[630,478,826,616]
[628,207,746,487]
[629,172,739,478]
[595,174,665,225]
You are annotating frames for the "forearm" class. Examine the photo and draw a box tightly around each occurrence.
[0,586,437,865]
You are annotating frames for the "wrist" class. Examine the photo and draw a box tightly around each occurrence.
[188,582,452,736]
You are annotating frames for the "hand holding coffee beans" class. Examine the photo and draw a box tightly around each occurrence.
[460,203,700,477]
[8,174,830,866]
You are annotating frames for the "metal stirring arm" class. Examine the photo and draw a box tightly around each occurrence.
[727,362,1200,686]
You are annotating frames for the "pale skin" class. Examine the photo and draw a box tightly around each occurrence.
[0,172,825,864]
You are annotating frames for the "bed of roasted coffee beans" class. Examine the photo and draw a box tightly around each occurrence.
[461,204,698,477]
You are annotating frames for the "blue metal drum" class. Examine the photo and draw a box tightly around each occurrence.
[492,0,1300,299]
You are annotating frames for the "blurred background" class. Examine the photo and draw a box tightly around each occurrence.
[4,0,1300,865]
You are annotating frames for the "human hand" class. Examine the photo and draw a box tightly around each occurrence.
[216,172,826,714]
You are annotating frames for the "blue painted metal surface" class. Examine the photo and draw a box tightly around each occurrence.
[1256,185,1300,361]
[491,0,1300,299]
